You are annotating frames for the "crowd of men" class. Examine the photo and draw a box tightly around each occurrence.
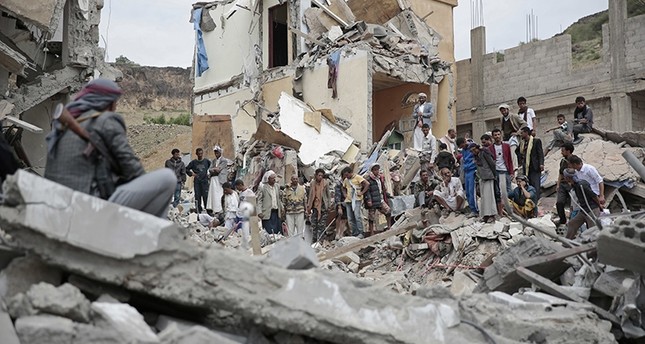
[35,79,604,247]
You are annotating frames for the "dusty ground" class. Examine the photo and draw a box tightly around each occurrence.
[122,110,192,172]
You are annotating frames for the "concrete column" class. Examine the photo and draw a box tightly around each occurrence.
[609,0,627,80]
[611,92,633,132]
[470,26,486,140]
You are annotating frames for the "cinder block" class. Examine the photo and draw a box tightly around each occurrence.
[598,219,645,275]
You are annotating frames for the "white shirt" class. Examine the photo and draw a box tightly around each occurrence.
[435,177,464,200]
[224,192,239,219]
[519,108,536,130]
[577,164,603,195]
[494,144,506,172]
[267,185,278,209]
[239,188,255,202]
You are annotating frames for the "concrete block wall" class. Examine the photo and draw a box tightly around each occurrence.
[455,60,472,112]
[625,14,645,72]
[632,92,645,131]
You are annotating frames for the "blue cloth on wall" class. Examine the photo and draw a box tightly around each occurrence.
[192,8,209,77]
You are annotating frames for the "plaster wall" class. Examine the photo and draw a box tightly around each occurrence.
[194,4,260,91]
[262,76,294,112]
[373,82,428,140]
[193,88,257,149]
[301,49,370,149]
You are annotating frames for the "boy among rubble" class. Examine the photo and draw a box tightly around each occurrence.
[282,175,307,238]
[389,165,402,196]
[508,175,537,219]
[433,168,465,216]
[364,163,392,236]
[572,96,594,144]
[334,176,349,240]
[342,166,369,238]
[420,124,438,171]
[435,143,455,173]
[307,169,332,244]
[561,168,601,239]
[222,182,239,230]
[554,143,575,229]
[469,143,498,223]
[165,148,186,208]
[544,114,572,155]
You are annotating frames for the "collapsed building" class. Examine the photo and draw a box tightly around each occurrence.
[0,0,119,175]
[190,0,458,163]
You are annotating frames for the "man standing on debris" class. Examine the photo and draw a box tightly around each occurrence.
[555,143,575,228]
[440,128,458,155]
[567,155,605,208]
[334,177,348,240]
[364,163,392,236]
[433,167,465,216]
[469,143,498,223]
[499,103,527,170]
[420,123,438,171]
[222,182,239,230]
[412,92,434,151]
[456,137,478,217]
[414,169,437,208]
[572,96,594,144]
[282,175,307,238]
[516,126,544,199]
[490,129,514,201]
[561,168,601,239]
[307,169,332,243]
[45,79,175,218]
[342,166,369,238]
[517,97,537,136]
[206,146,230,214]
[234,179,255,202]
[165,148,186,208]
[257,170,283,235]
[508,175,537,219]
[186,148,211,213]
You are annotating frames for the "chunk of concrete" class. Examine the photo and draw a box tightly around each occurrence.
[265,236,320,270]
[593,269,638,297]
[0,302,19,344]
[14,315,75,344]
[159,325,242,344]
[514,291,593,311]
[92,302,159,344]
[0,0,65,32]
[7,283,91,322]
[1,170,179,259]
[334,251,360,265]
[449,271,477,297]
[598,218,645,275]
[336,236,361,248]
[0,255,62,299]
[155,314,246,343]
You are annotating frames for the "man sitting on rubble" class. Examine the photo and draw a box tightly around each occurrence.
[567,154,605,208]
[508,175,537,219]
[544,114,573,156]
[364,163,392,236]
[572,96,594,144]
[433,168,465,217]
[413,169,438,208]
[561,168,601,239]
[435,143,456,173]
[45,78,175,218]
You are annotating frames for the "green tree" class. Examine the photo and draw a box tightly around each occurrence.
[114,55,139,66]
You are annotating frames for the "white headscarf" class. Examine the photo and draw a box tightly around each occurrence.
[213,145,222,152]
[262,170,277,183]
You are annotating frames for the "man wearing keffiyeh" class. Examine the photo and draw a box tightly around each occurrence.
[45,78,175,218]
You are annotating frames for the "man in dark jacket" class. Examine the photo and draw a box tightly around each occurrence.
[490,129,514,199]
[516,126,544,199]
[572,96,594,143]
[562,168,601,239]
[364,163,392,236]
[165,148,186,207]
[45,79,175,218]
[186,148,211,213]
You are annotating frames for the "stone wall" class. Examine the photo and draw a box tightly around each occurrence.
[626,14,645,72]
[632,92,645,131]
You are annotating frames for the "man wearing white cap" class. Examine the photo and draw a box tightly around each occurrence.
[206,145,231,213]
[499,103,527,174]
[412,92,434,150]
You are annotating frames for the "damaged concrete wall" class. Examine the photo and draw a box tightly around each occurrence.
[456,7,645,139]
[302,48,371,148]
[261,76,294,112]
[193,2,260,91]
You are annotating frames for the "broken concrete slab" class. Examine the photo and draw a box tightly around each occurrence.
[593,269,638,297]
[0,254,62,299]
[277,92,354,165]
[0,0,66,33]
[265,236,320,270]
[1,195,511,344]
[2,170,179,259]
[598,218,645,275]
[0,40,28,76]
[449,271,477,297]
[159,324,243,344]
[92,302,159,344]
[7,283,91,323]
[14,315,75,344]
[0,302,19,344]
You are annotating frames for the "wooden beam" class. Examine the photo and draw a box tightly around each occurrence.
[318,220,416,261]
[1,115,43,133]
[311,0,349,27]
[288,27,327,47]
[516,266,620,325]
[620,183,645,199]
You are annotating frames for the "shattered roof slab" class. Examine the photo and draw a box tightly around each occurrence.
[0,0,66,33]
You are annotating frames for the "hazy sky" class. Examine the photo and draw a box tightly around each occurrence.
[98,0,609,67]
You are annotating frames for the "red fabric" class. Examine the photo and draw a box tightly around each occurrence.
[488,143,514,175]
